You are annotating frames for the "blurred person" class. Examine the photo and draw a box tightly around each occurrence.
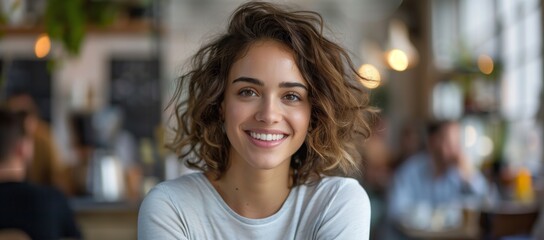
[391,121,423,172]
[386,120,488,239]
[4,92,73,195]
[0,108,81,240]
[138,2,375,239]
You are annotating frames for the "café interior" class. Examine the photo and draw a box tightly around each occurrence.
[0,0,543,239]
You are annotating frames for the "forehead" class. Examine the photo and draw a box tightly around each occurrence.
[240,39,293,59]
[228,40,305,82]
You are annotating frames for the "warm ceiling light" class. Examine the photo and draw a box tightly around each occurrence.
[386,49,408,71]
[35,33,51,58]
[385,19,419,71]
[358,64,381,89]
[478,54,494,75]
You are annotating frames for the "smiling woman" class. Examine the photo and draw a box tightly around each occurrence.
[222,40,311,177]
[138,2,376,239]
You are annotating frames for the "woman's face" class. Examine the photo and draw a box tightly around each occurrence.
[222,40,311,172]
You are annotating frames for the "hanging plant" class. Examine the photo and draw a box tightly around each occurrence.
[44,0,118,56]
[45,0,86,55]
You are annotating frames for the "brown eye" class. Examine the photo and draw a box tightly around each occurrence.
[239,88,258,97]
[283,92,301,102]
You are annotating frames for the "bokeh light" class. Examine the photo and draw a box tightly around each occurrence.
[358,64,381,89]
[478,54,494,75]
[386,49,408,71]
[34,33,51,58]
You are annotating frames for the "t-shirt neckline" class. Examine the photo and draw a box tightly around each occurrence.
[196,172,295,225]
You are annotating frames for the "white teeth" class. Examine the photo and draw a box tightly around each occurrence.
[249,132,285,141]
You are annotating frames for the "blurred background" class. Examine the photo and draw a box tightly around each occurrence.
[0,0,542,239]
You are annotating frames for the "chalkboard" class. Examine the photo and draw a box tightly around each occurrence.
[110,58,161,140]
[1,59,52,123]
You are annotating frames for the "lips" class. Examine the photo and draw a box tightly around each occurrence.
[249,132,286,141]
[245,131,287,148]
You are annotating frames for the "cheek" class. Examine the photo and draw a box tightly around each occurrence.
[290,107,311,133]
[223,101,248,135]
[224,101,242,120]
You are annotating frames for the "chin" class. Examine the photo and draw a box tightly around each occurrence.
[246,155,290,171]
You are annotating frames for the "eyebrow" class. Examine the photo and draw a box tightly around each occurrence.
[232,77,308,91]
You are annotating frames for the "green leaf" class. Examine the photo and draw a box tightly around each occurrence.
[45,0,86,55]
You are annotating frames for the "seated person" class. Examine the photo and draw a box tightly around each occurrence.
[4,92,73,195]
[386,120,488,238]
[0,109,81,240]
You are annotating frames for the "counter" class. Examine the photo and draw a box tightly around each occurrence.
[71,198,140,240]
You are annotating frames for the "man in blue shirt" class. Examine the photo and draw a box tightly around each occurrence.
[386,120,489,238]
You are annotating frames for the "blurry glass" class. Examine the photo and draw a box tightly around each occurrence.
[401,202,463,231]
[460,117,490,168]
[87,149,125,202]
[503,120,542,175]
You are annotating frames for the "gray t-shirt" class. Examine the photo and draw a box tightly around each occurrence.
[138,172,370,240]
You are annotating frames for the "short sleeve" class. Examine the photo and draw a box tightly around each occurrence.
[138,185,189,240]
[315,179,371,240]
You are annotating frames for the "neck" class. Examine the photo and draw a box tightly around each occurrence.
[207,159,292,219]
[0,167,25,183]
[0,156,26,182]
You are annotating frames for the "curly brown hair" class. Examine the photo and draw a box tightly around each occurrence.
[168,1,375,186]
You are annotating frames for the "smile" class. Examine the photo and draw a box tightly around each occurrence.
[249,132,286,141]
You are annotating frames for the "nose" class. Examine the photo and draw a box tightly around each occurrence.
[255,97,282,124]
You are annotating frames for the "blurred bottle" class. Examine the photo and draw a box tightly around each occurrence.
[514,167,534,204]
[140,138,159,195]
[87,149,125,202]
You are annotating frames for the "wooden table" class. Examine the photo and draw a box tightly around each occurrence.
[479,201,540,240]
[399,208,481,240]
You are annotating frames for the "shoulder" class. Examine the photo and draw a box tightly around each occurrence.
[140,172,208,212]
[138,173,209,238]
[33,185,71,208]
[306,176,370,210]
[1,183,70,212]
[304,177,371,239]
[8,182,64,199]
[145,172,206,201]
[315,176,367,196]
[156,172,206,191]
